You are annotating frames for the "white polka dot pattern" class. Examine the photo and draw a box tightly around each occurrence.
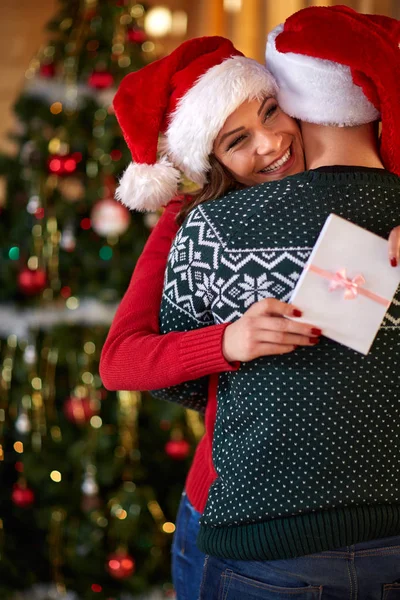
[156,169,400,558]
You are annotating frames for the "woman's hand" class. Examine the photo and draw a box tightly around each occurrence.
[388,226,400,267]
[222,298,321,363]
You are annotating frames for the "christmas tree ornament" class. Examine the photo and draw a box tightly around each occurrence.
[58,176,85,202]
[164,438,190,460]
[88,71,114,90]
[106,550,135,579]
[127,28,147,44]
[40,63,56,78]
[18,267,47,296]
[64,396,98,425]
[12,481,35,508]
[48,154,79,176]
[90,198,130,237]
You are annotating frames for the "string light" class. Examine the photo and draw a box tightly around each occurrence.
[66,297,79,310]
[13,442,24,454]
[50,102,63,115]
[50,470,62,482]
[142,41,155,53]
[8,247,19,260]
[131,4,145,18]
[83,342,95,355]
[144,7,172,37]
[224,0,242,12]
[162,522,175,534]
[90,416,102,429]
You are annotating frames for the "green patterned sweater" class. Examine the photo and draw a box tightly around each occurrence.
[155,168,400,560]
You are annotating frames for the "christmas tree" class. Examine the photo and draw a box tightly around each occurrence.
[0,1,201,598]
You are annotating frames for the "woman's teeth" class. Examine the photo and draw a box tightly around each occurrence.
[261,147,291,173]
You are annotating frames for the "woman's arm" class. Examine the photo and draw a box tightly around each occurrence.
[99,196,237,393]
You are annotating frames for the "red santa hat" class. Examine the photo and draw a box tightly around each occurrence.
[114,36,278,211]
[266,5,400,176]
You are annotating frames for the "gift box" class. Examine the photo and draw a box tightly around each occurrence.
[289,214,400,354]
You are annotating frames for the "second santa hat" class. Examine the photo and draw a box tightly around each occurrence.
[114,36,277,211]
[266,5,400,176]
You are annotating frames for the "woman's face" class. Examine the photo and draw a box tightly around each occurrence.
[213,97,305,186]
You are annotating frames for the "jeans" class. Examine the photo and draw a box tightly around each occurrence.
[171,492,206,600]
[199,535,400,600]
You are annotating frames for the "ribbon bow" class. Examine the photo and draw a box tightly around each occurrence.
[328,268,366,300]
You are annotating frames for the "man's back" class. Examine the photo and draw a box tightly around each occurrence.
[159,167,400,560]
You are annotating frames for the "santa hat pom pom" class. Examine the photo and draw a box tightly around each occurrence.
[115,157,181,212]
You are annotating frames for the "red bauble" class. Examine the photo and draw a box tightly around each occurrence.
[18,267,47,296]
[12,482,35,508]
[88,71,114,90]
[165,439,191,460]
[91,198,130,237]
[48,154,80,176]
[64,396,98,425]
[127,28,147,44]
[106,551,135,579]
[40,63,56,78]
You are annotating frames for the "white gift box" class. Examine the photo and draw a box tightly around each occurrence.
[290,214,400,354]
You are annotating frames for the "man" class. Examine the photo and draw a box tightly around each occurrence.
[156,6,400,597]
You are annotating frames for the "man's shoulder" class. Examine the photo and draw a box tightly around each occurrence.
[185,173,306,239]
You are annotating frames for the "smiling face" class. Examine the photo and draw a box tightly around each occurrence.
[213,97,305,186]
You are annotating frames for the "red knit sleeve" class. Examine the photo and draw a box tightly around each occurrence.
[99,196,238,391]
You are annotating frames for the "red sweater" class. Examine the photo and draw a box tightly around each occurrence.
[100,196,238,512]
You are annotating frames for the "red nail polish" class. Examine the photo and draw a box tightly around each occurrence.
[391,257,398,267]
[310,337,320,344]
[292,309,302,317]
[311,328,322,336]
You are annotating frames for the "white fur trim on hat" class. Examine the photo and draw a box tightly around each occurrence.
[166,57,278,186]
[266,24,380,127]
[115,156,181,212]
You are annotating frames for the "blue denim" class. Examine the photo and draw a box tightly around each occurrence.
[171,492,206,600]
[199,535,400,600]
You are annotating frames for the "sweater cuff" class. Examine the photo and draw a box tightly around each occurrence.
[178,324,239,379]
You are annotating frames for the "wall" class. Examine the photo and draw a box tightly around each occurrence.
[186,0,400,61]
[0,0,57,153]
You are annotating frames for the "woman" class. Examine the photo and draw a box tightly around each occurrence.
[101,25,400,599]
[100,36,319,600]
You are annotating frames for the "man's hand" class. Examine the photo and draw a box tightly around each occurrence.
[222,298,321,363]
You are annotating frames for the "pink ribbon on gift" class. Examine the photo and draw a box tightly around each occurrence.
[306,265,390,307]
[328,268,366,300]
